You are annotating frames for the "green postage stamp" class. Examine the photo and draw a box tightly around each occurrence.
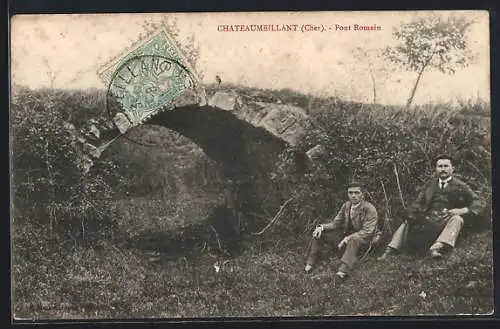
[98,28,203,128]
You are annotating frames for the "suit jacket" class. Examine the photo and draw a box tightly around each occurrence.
[323,200,378,242]
[408,176,483,217]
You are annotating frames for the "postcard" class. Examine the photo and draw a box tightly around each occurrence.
[10,11,492,320]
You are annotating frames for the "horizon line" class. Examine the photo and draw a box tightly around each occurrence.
[10,82,491,109]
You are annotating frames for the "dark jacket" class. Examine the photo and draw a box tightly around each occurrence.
[323,200,378,242]
[408,176,484,217]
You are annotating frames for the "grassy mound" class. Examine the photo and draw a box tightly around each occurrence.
[11,85,492,318]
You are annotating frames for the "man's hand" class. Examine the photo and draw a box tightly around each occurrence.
[338,236,351,249]
[312,225,324,238]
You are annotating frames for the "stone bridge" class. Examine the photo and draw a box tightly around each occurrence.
[70,88,329,222]
[68,87,327,244]
[77,89,322,180]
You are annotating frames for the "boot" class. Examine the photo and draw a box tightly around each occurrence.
[429,242,445,260]
[335,263,350,280]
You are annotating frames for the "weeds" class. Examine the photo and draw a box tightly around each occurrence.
[11,85,492,319]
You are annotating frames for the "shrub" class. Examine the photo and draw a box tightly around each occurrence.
[11,87,119,244]
[267,94,491,236]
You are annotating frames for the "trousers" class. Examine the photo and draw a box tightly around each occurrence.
[305,230,369,270]
[388,214,464,251]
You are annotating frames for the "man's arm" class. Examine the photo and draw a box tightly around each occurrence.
[460,182,484,216]
[322,203,346,231]
[348,204,378,241]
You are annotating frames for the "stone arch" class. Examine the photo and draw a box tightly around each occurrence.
[77,90,317,255]
[86,90,315,195]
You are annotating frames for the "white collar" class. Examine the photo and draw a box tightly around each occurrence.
[439,176,452,184]
[350,202,362,209]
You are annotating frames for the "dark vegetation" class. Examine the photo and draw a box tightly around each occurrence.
[11,83,492,319]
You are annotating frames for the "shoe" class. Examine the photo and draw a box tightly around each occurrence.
[430,249,443,260]
[336,263,349,279]
[429,242,445,259]
[335,271,347,280]
[304,264,313,272]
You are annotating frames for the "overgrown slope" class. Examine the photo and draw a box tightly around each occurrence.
[11,85,492,319]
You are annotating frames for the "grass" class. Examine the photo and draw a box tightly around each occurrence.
[12,203,493,319]
[11,85,493,320]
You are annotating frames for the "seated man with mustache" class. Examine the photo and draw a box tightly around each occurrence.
[304,181,378,280]
[378,154,484,260]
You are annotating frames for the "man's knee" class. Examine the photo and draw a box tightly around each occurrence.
[347,235,363,246]
[449,215,464,226]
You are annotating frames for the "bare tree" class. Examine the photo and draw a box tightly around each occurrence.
[42,57,62,88]
[384,14,476,108]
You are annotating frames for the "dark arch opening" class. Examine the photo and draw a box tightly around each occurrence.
[112,104,311,259]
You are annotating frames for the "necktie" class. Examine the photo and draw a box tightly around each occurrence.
[440,182,445,189]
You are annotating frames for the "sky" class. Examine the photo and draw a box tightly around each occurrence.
[10,11,490,106]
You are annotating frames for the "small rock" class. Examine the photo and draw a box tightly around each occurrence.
[208,91,238,111]
[113,112,132,134]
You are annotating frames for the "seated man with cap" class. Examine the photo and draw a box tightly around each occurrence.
[304,181,379,279]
